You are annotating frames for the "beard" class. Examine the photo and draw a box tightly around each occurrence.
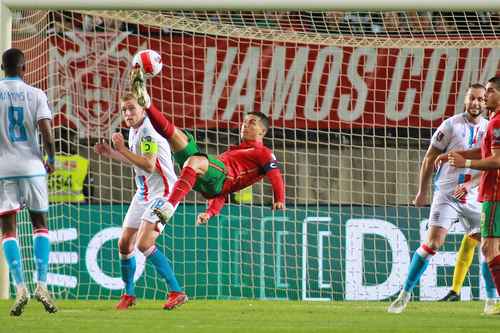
[466,106,482,118]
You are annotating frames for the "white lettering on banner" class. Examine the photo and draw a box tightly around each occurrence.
[419,221,472,301]
[338,48,377,122]
[86,227,146,290]
[386,48,424,121]
[201,47,238,120]
[48,36,499,129]
[231,229,245,287]
[304,47,343,121]
[302,217,331,301]
[318,231,332,289]
[261,47,309,120]
[43,218,490,297]
[261,46,285,118]
[260,216,289,300]
[223,47,260,119]
[276,230,290,289]
[46,228,79,288]
[420,48,458,121]
[345,219,410,301]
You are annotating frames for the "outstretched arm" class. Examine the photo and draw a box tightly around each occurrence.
[266,168,285,209]
[449,148,500,170]
[445,148,482,160]
[197,196,226,224]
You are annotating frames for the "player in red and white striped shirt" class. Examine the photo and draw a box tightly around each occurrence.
[95,93,187,311]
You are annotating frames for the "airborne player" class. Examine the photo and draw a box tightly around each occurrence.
[129,68,285,225]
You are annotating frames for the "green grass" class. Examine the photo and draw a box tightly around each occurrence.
[0,300,498,333]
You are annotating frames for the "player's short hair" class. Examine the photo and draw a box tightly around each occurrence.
[120,93,138,103]
[469,83,485,90]
[487,76,500,91]
[1,48,25,74]
[246,112,270,132]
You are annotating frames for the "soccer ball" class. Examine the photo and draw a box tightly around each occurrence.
[132,49,163,77]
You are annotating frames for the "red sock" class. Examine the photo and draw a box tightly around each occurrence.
[146,104,175,139]
[488,255,500,295]
[167,166,197,206]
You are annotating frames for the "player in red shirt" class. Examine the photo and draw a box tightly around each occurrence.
[446,76,500,309]
[130,69,285,225]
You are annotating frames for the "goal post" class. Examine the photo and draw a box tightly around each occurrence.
[2,0,500,10]
[0,2,499,302]
[0,2,11,300]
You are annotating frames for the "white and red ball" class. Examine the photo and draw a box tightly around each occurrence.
[132,49,163,77]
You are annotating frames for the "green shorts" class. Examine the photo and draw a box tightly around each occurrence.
[173,130,227,197]
[481,201,500,238]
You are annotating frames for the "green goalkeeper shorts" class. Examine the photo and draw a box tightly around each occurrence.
[173,130,227,197]
[481,201,500,238]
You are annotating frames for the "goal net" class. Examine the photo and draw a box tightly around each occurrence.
[9,9,500,301]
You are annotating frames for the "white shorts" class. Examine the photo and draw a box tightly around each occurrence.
[428,193,481,235]
[0,176,49,216]
[123,194,173,233]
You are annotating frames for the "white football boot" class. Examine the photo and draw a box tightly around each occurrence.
[388,290,411,314]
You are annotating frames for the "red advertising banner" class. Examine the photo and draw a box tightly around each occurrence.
[49,32,499,136]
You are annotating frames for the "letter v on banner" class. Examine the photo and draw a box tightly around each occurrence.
[200,47,238,120]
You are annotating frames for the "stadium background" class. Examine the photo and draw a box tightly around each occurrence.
[5,9,500,302]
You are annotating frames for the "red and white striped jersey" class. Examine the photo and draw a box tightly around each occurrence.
[128,117,177,202]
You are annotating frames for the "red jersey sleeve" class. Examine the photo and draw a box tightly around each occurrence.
[205,195,226,218]
[266,168,285,203]
[259,148,285,203]
[257,148,278,172]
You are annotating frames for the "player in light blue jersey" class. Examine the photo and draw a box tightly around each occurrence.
[0,48,57,316]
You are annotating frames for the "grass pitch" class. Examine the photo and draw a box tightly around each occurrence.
[0,300,498,333]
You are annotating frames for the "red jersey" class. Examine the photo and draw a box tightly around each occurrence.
[206,140,285,217]
[479,112,500,202]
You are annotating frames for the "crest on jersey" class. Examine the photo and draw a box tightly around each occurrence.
[435,131,444,142]
[49,32,147,138]
[493,128,500,144]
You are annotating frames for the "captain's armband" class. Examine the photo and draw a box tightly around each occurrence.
[263,160,279,173]
[140,136,158,154]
